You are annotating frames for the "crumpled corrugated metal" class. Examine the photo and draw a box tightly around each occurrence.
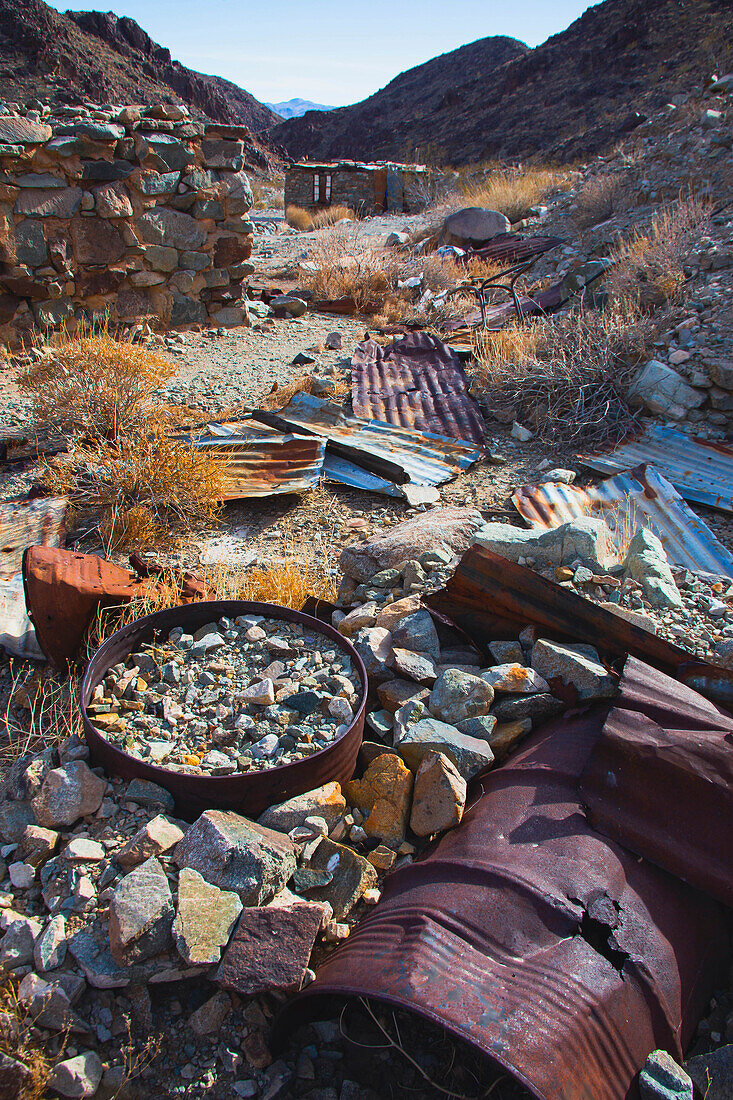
[278,656,729,1100]
[255,392,483,489]
[0,497,66,658]
[582,426,733,512]
[512,464,733,577]
[177,421,326,499]
[351,332,487,444]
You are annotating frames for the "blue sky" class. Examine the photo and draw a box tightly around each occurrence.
[49,0,595,106]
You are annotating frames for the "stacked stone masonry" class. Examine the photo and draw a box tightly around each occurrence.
[0,103,256,344]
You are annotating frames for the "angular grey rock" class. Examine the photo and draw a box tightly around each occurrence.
[143,244,179,272]
[352,627,393,684]
[218,170,254,214]
[0,914,42,966]
[216,897,324,996]
[48,1052,103,1099]
[108,857,174,965]
[124,778,175,812]
[396,718,494,780]
[531,640,617,701]
[32,761,106,828]
[173,867,243,965]
[481,664,549,693]
[455,713,498,740]
[18,972,81,1031]
[0,116,52,144]
[0,1051,35,1096]
[340,507,483,583]
[34,913,67,971]
[639,1049,693,1099]
[20,824,58,867]
[259,782,346,833]
[174,810,296,905]
[171,291,207,326]
[116,814,184,869]
[628,360,706,419]
[14,220,47,266]
[304,838,377,918]
[474,517,617,571]
[685,1045,733,1100]
[138,208,206,250]
[491,693,565,724]
[189,991,232,1036]
[429,668,494,725]
[390,610,441,661]
[93,181,133,218]
[0,799,35,842]
[625,529,683,609]
[389,648,437,686]
[14,187,82,218]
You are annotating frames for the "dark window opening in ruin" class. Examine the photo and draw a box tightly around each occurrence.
[313,174,320,203]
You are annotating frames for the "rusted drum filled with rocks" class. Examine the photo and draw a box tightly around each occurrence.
[80,601,367,820]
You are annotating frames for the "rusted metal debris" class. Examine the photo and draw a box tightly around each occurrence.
[462,232,562,266]
[583,425,733,513]
[0,497,66,658]
[279,656,729,1100]
[256,392,483,490]
[426,543,693,679]
[513,463,733,577]
[351,332,487,444]
[23,547,210,667]
[580,656,733,908]
[179,421,326,499]
[442,278,565,333]
[81,599,368,820]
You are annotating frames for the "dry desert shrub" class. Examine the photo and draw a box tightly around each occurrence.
[17,326,175,440]
[259,371,349,411]
[305,230,398,313]
[0,978,55,1099]
[43,428,226,550]
[456,165,571,224]
[286,204,315,230]
[471,302,653,444]
[574,173,627,228]
[312,204,356,228]
[606,194,710,311]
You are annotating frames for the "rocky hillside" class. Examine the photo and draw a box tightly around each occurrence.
[271,0,733,165]
[0,0,280,132]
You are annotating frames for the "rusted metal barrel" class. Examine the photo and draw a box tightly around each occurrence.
[80,600,367,821]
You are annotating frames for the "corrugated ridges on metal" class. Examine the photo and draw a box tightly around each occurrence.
[351,333,487,444]
[512,464,733,577]
[582,426,733,512]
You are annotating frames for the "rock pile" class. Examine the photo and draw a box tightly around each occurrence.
[93,614,361,774]
[0,102,256,345]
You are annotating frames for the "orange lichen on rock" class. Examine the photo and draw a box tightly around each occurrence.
[345,753,414,847]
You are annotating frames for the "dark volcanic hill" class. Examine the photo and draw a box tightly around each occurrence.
[271,0,733,165]
[0,0,280,132]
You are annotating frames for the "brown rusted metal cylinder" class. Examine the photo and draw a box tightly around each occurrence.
[80,600,366,821]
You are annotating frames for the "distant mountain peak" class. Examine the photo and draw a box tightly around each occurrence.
[267,98,335,120]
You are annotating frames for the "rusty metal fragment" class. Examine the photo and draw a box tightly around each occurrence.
[462,232,562,265]
[513,464,733,577]
[256,392,483,489]
[351,332,487,444]
[23,547,209,667]
[580,656,733,908]
[427,544,692,677]
[180,421,326,499]
[279,657,729,1100]
[0,497,66,658]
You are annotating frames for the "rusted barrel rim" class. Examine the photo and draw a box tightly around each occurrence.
[79,600,367,814]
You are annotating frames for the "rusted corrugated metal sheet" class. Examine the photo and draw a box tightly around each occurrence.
[513,464,733,577]
[580,656,733,908]
[583,426,733,512]
[464,232,562,265]
[180,421,326,499]
[426,544,693,677]
[279,656,729,1100]
[255,392,483,488]
[23,547,210,667]
[351,332,487,444]
[0,497,66,658]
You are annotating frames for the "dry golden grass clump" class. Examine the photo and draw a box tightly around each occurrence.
[17,327,175,440]
[456,165,571,224]
[574,173,627,228]
[606,195,710,311]
[43,429,226,550]
[286,204,356,231]
[259,371,350,410]
[0,978,54,1099]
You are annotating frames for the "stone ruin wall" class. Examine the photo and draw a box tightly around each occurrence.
[0,104,257,346]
